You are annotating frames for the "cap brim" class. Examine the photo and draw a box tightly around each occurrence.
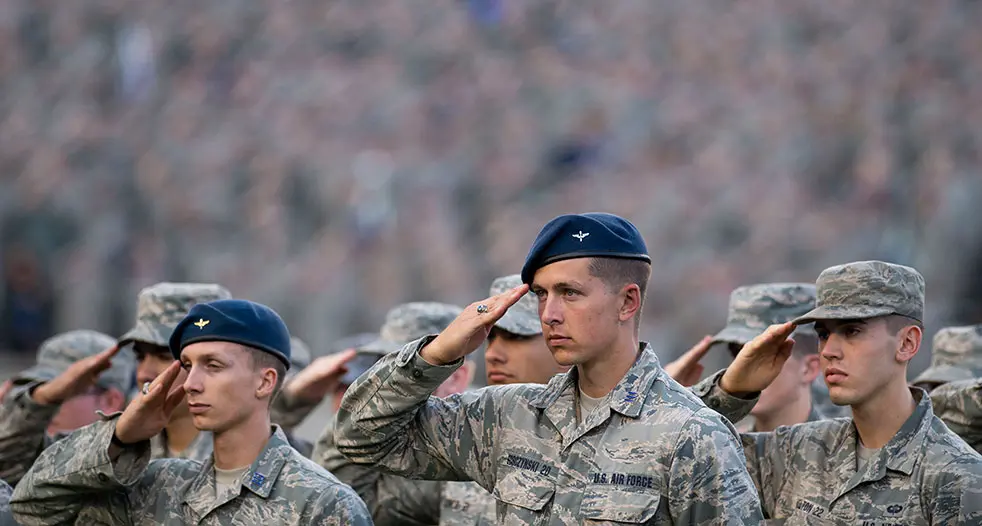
[792,305,896,325]
[494,311,542,337]
[710,326,761,346]
[911,365,975,387]
[118,321,171,347]
[16,364,59,384]
[357,338,404,356]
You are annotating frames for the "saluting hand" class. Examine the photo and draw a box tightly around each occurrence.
[114,361,187,445]
[664,336,713,387]
[420,285,530,365]
[720,322,796,396]
[282,349,357,403]
[32,345,122,405]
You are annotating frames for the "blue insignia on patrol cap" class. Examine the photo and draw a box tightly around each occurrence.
[169,299,292,369]
[520,213,650,285]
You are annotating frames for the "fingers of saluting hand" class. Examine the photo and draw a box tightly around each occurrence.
[146,361,184,402]
[472,285,529,324]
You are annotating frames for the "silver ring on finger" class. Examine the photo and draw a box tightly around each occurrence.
[476,304,489,314]
[142,382,151,395]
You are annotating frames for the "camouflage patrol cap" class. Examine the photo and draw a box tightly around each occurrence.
[19,330,136,393]
[360,302,463,355]
[490,275,541,337]
[119,282,232,347]
[911,325,982,387]
[712,283,817,346]
[289,337,312,371]
[792,261,924,325]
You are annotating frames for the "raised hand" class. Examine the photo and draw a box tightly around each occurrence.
[420,285,529,365]
[32,345,122,405]
[113,361,187,444]
[720,322,796,396]
[282,349,357,403]
[664,336,713,387]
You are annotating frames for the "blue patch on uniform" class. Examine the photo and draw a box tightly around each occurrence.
[250,472,266,488]
[624,391,638,403]
[886,504,903,514]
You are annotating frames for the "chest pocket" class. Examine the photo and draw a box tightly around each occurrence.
[579,485,661,524]
[492,463,555,514]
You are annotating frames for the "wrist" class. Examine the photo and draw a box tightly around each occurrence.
[30,383,59,405]
[418,340,454,366]
[719,372,756,399]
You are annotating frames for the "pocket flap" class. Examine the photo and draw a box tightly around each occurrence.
[492,464,555,512]
[579,486,661,523]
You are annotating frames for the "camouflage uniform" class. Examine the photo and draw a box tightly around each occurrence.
[0,330,135,485]
[711,283,834,431]
[912,325,982,387]
[270,337,315,457]
[120,282,231,463]
[693,261,982,524]
[0,478,15,526]
[438,275,537,526]
[931,378,982,454]
[335,343,764,524]
[10,417,371,525]
[315,302,463,526]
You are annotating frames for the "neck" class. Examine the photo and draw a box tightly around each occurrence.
[164,413,200,453]
[212,410,272,470]
[753,390,812,432]
[577,333,639,398]
[851,377,916,449]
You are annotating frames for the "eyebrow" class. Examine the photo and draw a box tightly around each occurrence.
[532,280,586,291]
[181,351,228,363]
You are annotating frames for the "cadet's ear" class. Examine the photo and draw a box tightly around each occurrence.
[618,283,642,324]
[100,387,127,412]
[896,325,922,364]
[256,367,279,400]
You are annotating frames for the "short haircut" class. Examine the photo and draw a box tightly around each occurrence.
[883,314,924,334]
[587,257,652,326]
[243,346,287,402]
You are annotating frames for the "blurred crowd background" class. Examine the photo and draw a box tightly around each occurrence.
[2,0,982,389]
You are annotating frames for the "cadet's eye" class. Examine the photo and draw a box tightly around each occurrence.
[563,289,578,297]
[533,289,546,299]
[180,362,191,370]
[207,361,223,370]
[844,326,862,337]
[815,329,829,340]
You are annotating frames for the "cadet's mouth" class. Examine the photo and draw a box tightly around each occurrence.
[187,402,211,414]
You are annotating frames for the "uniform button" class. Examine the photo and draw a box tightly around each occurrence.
[412,369,423,378]
[98,473,110,483]
[711,399,720,408]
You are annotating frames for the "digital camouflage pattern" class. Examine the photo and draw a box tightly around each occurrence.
[489,275,541,336]
[19,330,135,393]
[931,378,982,454]
[0,478,15,526]
[10,418,371,525]
[440,481,496,526]
[269,337,317,432]
[793,261,925,324]
[313,427,441,525]
[150,429,214,462]
[119,282,232,347]
[0,330,136,486]
[712,283,817,346]
[736,403,825,433]
[912,325,982,387]
[360,302,463,355]
[692,375,982,524]
[335,337,764,525]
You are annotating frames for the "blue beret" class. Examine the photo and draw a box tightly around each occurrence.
[521,213,650,285]
[169,299,292,369]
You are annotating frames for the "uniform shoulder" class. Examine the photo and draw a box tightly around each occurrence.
[645,372,720,418]
[281,447,351,490]
[924,416,982,467]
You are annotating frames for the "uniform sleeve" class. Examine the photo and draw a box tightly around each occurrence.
[304,484,373,526]
[690,369,759,424]
[9,417,153,525]
[0,478,15,526]
[334,336,508,490]
[313,428,381,508]
[270,390,321,431]
[667,407,765,524]
[374,476,442,526]
[0,383,58,485]
[925,457,982,525]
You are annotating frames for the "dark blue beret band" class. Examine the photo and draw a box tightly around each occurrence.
[521,213,650,285]
[169,299,292,369]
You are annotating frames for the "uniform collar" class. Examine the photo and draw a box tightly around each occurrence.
[528,343,662,419]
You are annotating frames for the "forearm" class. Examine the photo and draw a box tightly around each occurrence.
[0,383,59,485]
[690,369,759,424]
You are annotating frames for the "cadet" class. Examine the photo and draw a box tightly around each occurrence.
[692,261,982,524]
[440,274,568,526]
[931,378,982,454]
[315,302,469,526]
[672,283,826,432]
[0,330,134,485]
[336,213,765,524]
[911,325,982,392]
[1,478,15,526]
[11,299,371,525]
[118,282,232,461]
